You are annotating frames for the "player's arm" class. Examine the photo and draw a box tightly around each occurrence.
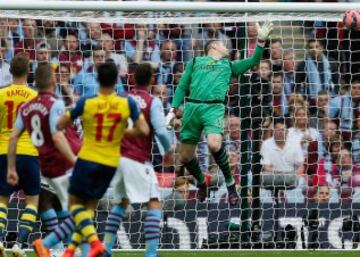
[124,96,150,137]
[150,98,174,164]
[50,100,77,165]
[7,113,26,186]
[232,21,273,76]
[166,58,194,127]
[57,97,86,131]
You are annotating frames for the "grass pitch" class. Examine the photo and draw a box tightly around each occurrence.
[25,251,360,257]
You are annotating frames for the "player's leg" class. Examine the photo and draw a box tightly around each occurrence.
[144,199,161,257]
[203,105,239,206]
[103,160,128,256]
[143,169,162,257]
[12,155,40,257]
[179,103,208,201]
[0,196,9,257]
[67,159,116,257]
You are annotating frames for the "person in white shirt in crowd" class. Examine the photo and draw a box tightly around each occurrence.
[288,105,320,156]
[260,117,306,203]
[0,38,12,87]
[100,33,128,80]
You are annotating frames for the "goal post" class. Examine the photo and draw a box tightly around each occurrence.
[1,0,360,250]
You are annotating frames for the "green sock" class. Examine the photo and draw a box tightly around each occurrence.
[184,158,205,185]
[212,145,235,186]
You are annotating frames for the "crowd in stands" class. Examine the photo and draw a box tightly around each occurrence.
[1,15,360,206]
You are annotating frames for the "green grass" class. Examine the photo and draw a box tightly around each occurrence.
[24,251,360,257]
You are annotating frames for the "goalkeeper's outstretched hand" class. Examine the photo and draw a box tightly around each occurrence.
[165,108,176,129]
[256,20,274,41]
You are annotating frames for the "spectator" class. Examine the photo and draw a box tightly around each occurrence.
[152,84,171,111]
[309,90,329,131]
[193,22,232,56]
[295,39,338,104]
[58,31,84,76]
[260,117,305,188]
[352,112,360,166]
[14,19,39,61]
[37,20,60,54]
[334,147,360,188]
[0,38,12,87]
[157,40,178,101]
[163,177,190,212]
[313,185,331,204]
[312,135,342,187]
[288,106,320,156]
[283,49,297,96]
[1,18,21,60]
[246,22,258,57]
[100,33,128,79]
[225,115,241,154]
[125,24,160,69]
[28,41,56,85]
[82,22,102,57]
[271,72,288,117]
[328,76,360,142]
[287,93,306,118]
[55,63,75,108]
[269,38,283,69]
[74,47,124,97]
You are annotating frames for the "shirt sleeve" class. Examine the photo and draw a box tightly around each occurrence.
[128,96,141,122]
[260,141,271,166]
[49,99,66,134]
[328,95,341,118]
[231,45,264,76]
[69,96,86,120]
[14,109,25,132]
[172,58,194,109]
[150,97,171,153]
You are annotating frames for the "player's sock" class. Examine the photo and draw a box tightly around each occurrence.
[42,216,75,248]
[56,211,72,243]
[70,205,98,244]
[144,209,162,257]
[0,203,7,241]
[183,158,205,185]
[212,144,235,186]
[68,229,83,251]
[80,241,90,257]
[17,204,37,245]
[40,209,64,249]
[103,205,126,254]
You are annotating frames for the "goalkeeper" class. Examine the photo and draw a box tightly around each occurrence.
[166,21,273,206]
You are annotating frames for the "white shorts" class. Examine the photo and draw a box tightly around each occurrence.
[112,157,160,204]
[42,171,71,210]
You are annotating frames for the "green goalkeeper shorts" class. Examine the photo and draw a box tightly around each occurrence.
[180,103,225,145]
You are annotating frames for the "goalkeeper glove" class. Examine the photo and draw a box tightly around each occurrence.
[256,20,274,42]
[165,108,177,129]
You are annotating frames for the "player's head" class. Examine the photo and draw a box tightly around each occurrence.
[10,52,29,79]
[204,40,229,58]
[97,61,118,88]
[135,63,153,88]
[35,63,56,91]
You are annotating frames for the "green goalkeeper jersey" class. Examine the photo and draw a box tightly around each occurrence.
[172,45,264,109]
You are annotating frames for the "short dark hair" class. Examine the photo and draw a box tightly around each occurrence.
[351,75,360,85]
[271,38,283,45]
[97,61,118,88]
[272,72,283,79]
[10,53,29,78]
[273,117,286,127]
[0,38,7,48]
[204,40,218,55]
[35,63,54,90]
[135,63,153,87]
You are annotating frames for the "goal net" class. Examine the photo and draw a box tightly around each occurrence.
[1,0,360,250]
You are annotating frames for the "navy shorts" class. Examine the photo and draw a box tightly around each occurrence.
[0,155,40,197]
[69,158,116,200]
